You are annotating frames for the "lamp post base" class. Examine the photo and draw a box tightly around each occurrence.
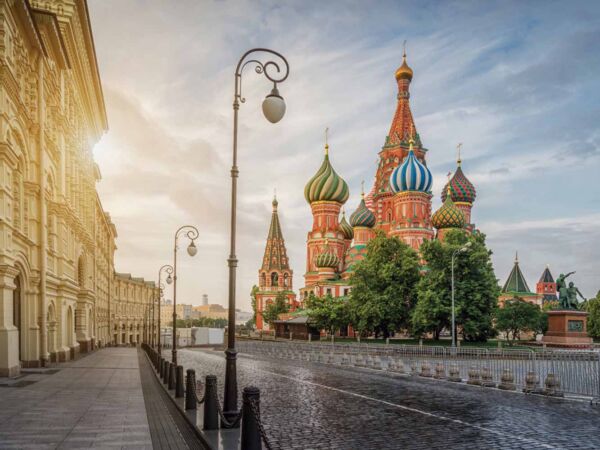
[222,347,239,427]
[172,349,177,365]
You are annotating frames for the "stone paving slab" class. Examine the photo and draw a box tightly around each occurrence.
[0,348,152,449]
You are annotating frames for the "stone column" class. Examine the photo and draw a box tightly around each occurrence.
[0,267,20,376]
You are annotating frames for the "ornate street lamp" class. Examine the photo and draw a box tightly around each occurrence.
[157,265,173,355]
[223,48,290,425]
[451,241,471,348]
[172,225,199,364]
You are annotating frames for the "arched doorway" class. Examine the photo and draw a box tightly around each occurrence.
[13,275,22,362]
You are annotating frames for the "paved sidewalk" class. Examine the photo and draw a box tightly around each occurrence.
[0,348,152,449]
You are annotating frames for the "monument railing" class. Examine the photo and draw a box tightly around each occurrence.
[236,340,600,401]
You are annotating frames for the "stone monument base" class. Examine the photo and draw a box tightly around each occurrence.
[542,310,592,348]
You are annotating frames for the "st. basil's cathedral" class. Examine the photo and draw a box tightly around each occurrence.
[254,51,553,331]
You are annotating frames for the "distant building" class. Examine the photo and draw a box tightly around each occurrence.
[499,254,557,307]
[193,304,228,320]
[202,294,209,306]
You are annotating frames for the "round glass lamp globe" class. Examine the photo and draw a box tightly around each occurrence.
[166,275,173,285]
[187,241,197,257]
[262,89,286,123]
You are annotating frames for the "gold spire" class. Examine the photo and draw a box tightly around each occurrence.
[408,124,415,150]
[395,40,414,81]
[361,180,365,198]
[457,143,463,166]
[324,127,329,155]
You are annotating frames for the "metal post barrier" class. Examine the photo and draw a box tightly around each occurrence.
[165,361,171,385]
[175,365,184,398]
[169,363,176,390]
[204,375,219,430]
[241,386,261,450]
[161,359,166,380]
[185,369,197,410]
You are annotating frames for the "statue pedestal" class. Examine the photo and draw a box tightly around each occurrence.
[542,310,592,348]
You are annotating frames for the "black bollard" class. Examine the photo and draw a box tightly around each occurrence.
[163,360,170,384]
[175,365,184,397]
[204,375,219,430]
[185,369,197,410]
[169,363,176,390]
[241,386,262,450]
[160,358,165,379]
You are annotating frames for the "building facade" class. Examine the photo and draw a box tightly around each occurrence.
[0,0,156,377]
[255,196,296,330]
[299,51,477,301]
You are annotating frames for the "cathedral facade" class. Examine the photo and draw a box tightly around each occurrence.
[298,51,477,302]
[0,0,157,376]
[255,51,478,330]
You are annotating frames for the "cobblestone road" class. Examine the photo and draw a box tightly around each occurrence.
[176,347,600,450]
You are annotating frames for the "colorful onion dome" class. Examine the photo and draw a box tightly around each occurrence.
[432,190,466,229]
[339,210,354,240]
[304,143,349,205]
[441,164,477,204]
[315,240,340,269]
[349,196,376,228]
[395,50,413,81]
[389,139,433,193]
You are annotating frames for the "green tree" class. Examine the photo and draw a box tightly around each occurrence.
[349,231,421,337]
[262,291,290,326]
[305,294,351,336]
[248,285,259,328]
[412,230,499,342]
[495,297,542,343]
[584,291,600,339]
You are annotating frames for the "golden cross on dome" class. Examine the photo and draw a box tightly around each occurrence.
[403,40,407,58]
[408,124,415,149]
[361,180,365,198]
[457,143,463,166]
[324,127,329,155]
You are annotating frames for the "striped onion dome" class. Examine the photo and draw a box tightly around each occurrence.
[339,211,354,240]
[315,241,340,269]
[432,193,466,230]
[349,197,376,228]
[441,164,476,204]
[389,140,433,194]
[304,145,349,205]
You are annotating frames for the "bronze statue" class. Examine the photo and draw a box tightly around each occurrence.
[557,272,585,309]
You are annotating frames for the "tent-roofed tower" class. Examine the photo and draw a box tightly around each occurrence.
[499,253,540,306]
[536,265,558,303]
[255,196,296,330]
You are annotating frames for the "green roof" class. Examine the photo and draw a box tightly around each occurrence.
[502,256,534,294]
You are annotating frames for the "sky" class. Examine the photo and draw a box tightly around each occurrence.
[88,0,600,310]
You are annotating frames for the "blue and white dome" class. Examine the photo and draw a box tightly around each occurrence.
[389,148,433,194]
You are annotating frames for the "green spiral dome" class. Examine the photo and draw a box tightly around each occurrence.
[315,245,340,269]
[339,212,354,240]
[432,196,466,230]
[304,150,349,204]
[349,198,376,228]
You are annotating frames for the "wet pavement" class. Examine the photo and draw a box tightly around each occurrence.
[177,347,600,450]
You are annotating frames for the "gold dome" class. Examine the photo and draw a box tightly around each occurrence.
[395,52,413,81]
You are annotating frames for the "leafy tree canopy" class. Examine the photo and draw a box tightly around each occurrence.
[305,293,351,335]
[349,231,421,337]
[262,291,290,326]
[412,230,499,342]
[495,297,542,343]
[584,291,600,339]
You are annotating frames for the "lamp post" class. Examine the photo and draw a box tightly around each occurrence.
[157,265,173,355]
[171,226,199,364]
[151,282,164,348]
[223,48,289,424]
[451,241,472,348]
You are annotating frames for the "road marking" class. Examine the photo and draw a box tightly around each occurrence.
[187,349,560,449]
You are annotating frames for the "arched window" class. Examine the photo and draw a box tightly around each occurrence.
[77,255,85,288]
[271,272,278,287]
[260,272,266,287]
[283,273,289,287]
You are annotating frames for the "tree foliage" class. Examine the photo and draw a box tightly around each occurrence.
[495,297,543,343]
[262,291,290,326]
[584,291,600,339]
[172,317,228,328]
[412,230,499,342]
[248,285,259,328]
[349,232,421,337]
[305,293,351,335]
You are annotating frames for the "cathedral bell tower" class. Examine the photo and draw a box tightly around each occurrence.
[255,196,296,330]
